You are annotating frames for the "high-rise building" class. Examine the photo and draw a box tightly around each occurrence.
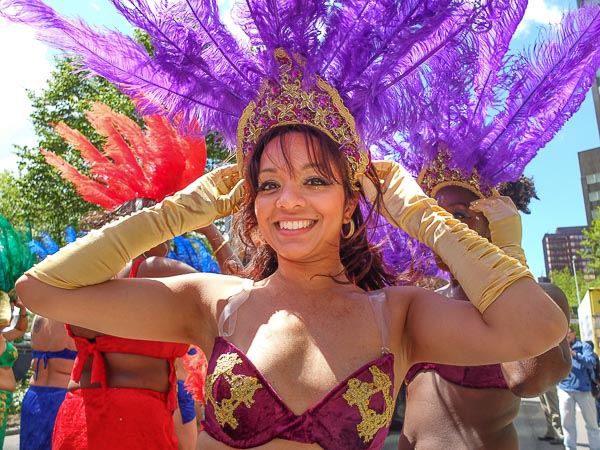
[578,147,600,225]
[543,226,587,276]
[577,0,600,140]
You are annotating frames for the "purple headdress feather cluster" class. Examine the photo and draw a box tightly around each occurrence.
[1,0,506,150]
[382,4,600,191]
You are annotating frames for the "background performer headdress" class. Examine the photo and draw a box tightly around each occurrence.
[1,0,521,182]
[371,4,600,278]
[0,215,35,327]
[377,4,600,199]
[42,102,207,209]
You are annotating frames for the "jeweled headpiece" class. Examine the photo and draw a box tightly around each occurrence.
[416,144,495,198]
[237,48,367,179]
[1,0,503,184]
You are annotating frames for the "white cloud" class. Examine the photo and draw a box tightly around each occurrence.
[516,0,565,37]
[0,21,53,172]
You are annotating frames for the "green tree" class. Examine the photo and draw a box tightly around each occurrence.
[582,208,600,274]
[550,266,600,307]
[0,171,25,224]
[12,56,137,239]
[8,55,231,241]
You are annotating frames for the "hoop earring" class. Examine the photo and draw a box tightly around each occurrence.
[341,220,355,239]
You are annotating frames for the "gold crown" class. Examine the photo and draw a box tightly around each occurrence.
[417,143,496,198]
[236,48,370,184]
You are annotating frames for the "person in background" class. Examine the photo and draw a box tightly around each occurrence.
[558,328,600,450]
[0,295,28,447]
[398,172,571,450]
[538,385,564,445]
[20,315,77,450]
[0,214,34,447]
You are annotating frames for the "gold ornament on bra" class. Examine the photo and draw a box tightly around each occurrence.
[205,353,263,430]
[237,48,370,186]
[343,365,394,443]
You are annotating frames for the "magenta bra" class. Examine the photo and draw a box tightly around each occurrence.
[405,362,508,389]
[202,285,396,449]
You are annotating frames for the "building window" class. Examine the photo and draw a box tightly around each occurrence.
[589,191,600,202]
[587,173,600,185]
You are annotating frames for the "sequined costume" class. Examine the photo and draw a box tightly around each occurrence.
[203,284,395,449]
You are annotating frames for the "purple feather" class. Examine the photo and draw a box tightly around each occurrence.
[481,5,600,185]
[379,3,600,193]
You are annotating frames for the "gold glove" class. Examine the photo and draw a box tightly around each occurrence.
[470,196,528,267]
[27,165,245,289]
[361,160,533,313]
[0,291,11,328]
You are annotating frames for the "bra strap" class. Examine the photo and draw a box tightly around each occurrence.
[218,280,253,337]
[367,291,391,354]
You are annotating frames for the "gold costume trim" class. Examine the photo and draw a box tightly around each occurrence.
[343,365,394,443]
[205,353,263,430]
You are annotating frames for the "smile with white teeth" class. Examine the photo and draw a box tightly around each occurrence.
[278,220,315,230]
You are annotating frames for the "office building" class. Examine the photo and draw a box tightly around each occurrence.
[543,226,587,276]
[578,147,600,225]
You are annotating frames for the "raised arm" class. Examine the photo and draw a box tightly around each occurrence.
[2,298,28,342]
[500,282,571,397]
[363,161,567,367]
[15,166,245,347]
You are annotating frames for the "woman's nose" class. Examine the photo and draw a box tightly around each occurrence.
[275,184,305,209]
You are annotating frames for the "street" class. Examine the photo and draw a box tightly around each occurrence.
[2,397,592,449]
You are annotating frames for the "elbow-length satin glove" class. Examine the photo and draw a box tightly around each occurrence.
[471,196,528,267]
[26,165,245,289]
[361,161,533,313]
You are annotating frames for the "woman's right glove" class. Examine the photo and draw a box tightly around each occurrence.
[470,196,528,267]
[360,161,533,313]
[27,165,245,289]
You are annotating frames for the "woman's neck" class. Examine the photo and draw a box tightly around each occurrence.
[271,258,350,291]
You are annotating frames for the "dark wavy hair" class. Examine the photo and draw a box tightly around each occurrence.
[497,175,539,214]
[79,198,158,231]
[234,125,397,290]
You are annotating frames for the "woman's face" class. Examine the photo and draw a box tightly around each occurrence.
[435,186,490,240]
[254,132,356,263]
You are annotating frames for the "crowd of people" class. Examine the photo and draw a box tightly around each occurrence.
[2,0,600,449]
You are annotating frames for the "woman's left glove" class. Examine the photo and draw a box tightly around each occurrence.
[360,160,533,313]
[470,196,528,267]
[27,165,245,289]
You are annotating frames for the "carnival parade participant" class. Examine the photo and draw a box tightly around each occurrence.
[28,103,224,449]
[397,173,571,450]
[1,0,588,448]
[367,5,600,447]
[21,314,76,450]
[0,215,34,447]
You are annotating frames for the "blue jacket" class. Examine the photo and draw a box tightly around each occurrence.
[559,339,597,392]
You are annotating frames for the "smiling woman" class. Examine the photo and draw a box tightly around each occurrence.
[2,0,577,448]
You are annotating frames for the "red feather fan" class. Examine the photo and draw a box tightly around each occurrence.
[42,102,207,208]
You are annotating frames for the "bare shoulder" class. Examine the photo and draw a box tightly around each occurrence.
[538,282,569,317]
[136,256,198,277]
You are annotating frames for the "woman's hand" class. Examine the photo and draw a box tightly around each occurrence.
[470,196,527,265]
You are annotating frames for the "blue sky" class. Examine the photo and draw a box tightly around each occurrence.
[0,0,597,280]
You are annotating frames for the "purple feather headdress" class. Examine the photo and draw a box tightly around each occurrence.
[377,4,600,198]
[1,0,514,183]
